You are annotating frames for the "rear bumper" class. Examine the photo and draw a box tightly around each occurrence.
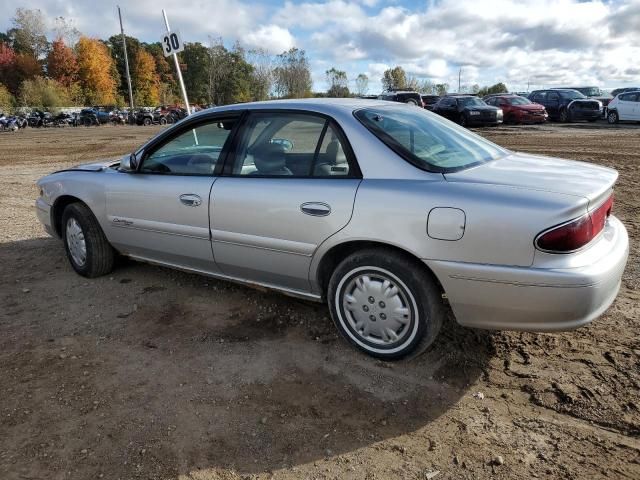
[428,216,628,332]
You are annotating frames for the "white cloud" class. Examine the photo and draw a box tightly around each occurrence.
[244,24,295,53]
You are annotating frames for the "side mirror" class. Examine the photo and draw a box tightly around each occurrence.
[119,152,138,172]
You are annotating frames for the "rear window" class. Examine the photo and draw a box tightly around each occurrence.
[354,105,507,173]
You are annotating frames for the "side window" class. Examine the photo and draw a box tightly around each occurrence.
[233,113,352,177]
[141,119,236,175]
[533,92,546,102]
[547,92,559,102]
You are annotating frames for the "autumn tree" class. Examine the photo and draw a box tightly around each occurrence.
[133,48,159,105]
[4,53,42,94]
[76,37,117,105]
[47,38,78,87]
[355,73,369,96]
[381,66,407,91]
[0,43,16,91]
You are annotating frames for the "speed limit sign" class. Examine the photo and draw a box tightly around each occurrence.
[161,30,184,56]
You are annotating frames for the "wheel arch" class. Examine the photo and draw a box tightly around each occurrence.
[51,195,89,237]
[313,240,445,300]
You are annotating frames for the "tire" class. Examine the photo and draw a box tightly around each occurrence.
[327,248,445,360]
[62,203,115,278]
[159,117,167,125]
[607,111,619,124]
[559,108,570,123]
[143,117,152,126]
[406,99,418,106]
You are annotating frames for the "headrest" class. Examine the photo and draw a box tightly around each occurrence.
[254,143,287,173]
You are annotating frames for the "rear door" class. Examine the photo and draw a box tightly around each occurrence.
[210,111,361,292]
[616,93,634,120]
[104,113,240,272]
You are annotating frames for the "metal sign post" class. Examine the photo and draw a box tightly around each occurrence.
[162,9,191,115]
[118,6,135,119]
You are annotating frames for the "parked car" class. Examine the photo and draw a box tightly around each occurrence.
[611,87,640,98]
[35,99,628,359]
[79,107,112,126]
[421,95,441,111]
[552,86,611,114]
[431,94,503,126]
[606,91,640,124]
[484,94,547,124]
[528,89,601,122]
[378,90,424,107]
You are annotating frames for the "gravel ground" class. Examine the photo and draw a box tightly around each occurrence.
[0,123,638,480]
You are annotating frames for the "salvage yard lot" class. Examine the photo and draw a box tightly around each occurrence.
[0,124,638,480]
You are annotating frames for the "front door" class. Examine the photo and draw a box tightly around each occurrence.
[105,114,239,272]
[210,111,361,292]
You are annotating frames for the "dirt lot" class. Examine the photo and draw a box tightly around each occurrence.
[0,123,638,480]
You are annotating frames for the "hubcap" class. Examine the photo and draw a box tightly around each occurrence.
[341,270,413,347]
[66,218,87,267]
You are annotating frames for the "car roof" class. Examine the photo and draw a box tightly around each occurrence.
[188,98,401,118]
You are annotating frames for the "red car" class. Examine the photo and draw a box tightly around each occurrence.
[484,94,547,124]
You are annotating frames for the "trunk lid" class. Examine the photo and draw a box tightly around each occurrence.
[444,151,617,208]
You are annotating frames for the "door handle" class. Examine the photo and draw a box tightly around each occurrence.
[179,194,202,207]
[301,202,331,216]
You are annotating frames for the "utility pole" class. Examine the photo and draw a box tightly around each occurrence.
[458,67,462,93]
[117,6,134,118]
[162,9,191,115]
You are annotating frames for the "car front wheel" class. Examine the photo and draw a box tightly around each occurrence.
[607,111,619,124]
[328,249,444,360]
[559,108,570,122]
[62,203,115,278]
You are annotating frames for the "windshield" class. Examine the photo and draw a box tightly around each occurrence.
[354,106,507,173]
[562,90,586,99]
[507,97,532,105]
[458,97,485,107]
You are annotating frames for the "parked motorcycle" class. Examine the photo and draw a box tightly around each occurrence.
[0,114,27,132]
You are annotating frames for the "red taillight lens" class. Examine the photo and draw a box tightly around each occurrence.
[536,195,614,253]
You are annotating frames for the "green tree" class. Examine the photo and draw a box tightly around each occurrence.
[477,82,508,97]
[381,66,407,91]
[434,83,449,96]
[326,67,349,97]
[8,8,49,58]
[107,34,141,100]
[274,48,312,99]
[180,42,210,104]
[19,76,69,109]
[0,84,14,113]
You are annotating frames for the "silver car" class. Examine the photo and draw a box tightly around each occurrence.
[35,99,629,359]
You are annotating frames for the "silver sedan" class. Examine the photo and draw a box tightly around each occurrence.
[35,99,629,359]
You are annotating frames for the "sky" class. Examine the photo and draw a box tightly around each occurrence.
[2,0,640,93]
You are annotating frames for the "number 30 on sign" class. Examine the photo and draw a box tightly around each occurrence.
[161,30,184,56]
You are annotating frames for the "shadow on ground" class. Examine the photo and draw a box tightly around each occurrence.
[0,238,495,479]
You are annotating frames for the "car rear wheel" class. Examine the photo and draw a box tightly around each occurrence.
[62,203,115,278]
[143,118,152,126]
[328,249,444,360]
[607,111,619,124]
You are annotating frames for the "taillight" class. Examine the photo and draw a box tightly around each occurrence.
[535,195,614,253]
